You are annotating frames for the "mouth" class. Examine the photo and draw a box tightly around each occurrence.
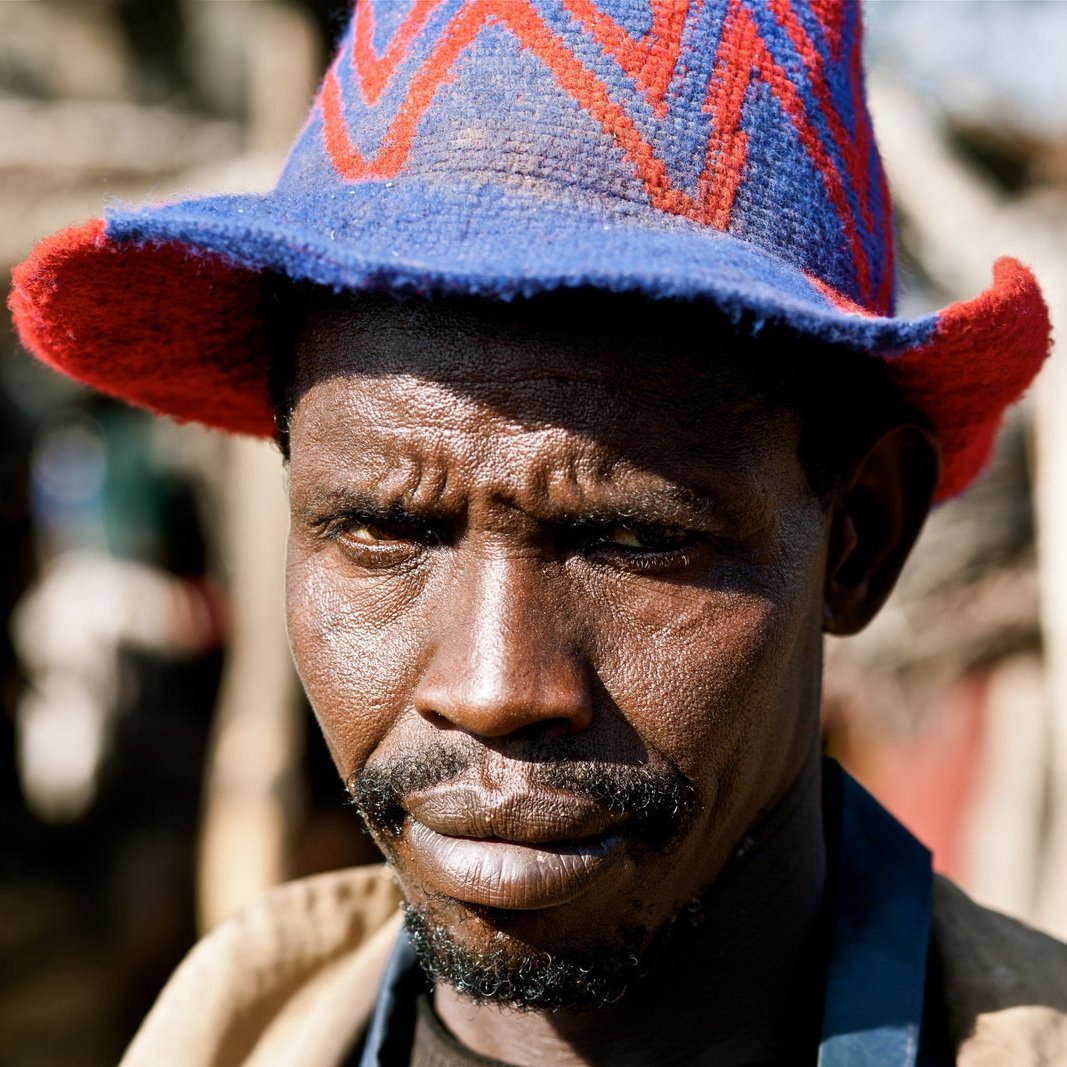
[400,786,631,910]
[405,820,628,910]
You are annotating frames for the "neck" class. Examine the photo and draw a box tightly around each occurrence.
[434,750,829,1066]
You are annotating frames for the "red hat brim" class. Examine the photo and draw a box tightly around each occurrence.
[8,219,1050,502]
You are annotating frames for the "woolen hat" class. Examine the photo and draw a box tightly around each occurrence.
[8,0,1050,500]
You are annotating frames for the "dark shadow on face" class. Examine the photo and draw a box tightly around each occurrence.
[285,288,805,510]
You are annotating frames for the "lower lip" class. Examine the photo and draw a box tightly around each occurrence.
[405,820,627,910]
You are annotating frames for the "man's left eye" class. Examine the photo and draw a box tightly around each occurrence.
[595,524,694,553]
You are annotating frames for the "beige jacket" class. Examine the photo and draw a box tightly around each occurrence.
[119,866,1067,1067]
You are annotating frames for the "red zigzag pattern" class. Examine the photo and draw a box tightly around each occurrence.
[318,0,881,309]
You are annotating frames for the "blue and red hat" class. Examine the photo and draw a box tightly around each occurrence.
[8,0,1050,500]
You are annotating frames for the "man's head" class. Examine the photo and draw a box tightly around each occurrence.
[282,287,939,1009]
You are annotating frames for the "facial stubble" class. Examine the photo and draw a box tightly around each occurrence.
[348,748,701,1012]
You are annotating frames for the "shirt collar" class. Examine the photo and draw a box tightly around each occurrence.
[817,763,933,1067]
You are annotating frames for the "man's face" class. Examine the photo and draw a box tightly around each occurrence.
[285,294,832,1007]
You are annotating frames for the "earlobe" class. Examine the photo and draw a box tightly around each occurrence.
[822,424,941,635]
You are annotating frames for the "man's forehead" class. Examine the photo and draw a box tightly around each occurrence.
[286,291,810,536]
[292,288,779,413]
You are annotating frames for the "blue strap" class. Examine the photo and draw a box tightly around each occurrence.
[358,929,420,1067]
[817,767,934,1067]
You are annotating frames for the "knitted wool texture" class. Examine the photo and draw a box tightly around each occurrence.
[8,0,1051,500]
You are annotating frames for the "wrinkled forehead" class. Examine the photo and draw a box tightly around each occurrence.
[286,290,811,533]
[290,289,788,445]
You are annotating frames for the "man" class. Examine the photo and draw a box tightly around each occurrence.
[9,1,1066,1064]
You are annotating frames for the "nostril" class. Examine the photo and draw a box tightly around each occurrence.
[412,655,596,739]
[509,713,593,741]
[419,708,457,731]
[413,693,594,739]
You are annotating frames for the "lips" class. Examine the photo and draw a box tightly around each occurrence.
[405,784,628,842]
[400,785,631,910]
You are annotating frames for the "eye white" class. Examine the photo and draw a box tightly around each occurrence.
[605,525,687,549]
[344,522,394,544]
[608,525,646,548]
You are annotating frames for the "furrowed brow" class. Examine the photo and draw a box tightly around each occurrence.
[550,485,735,530]
[293,487,455,524]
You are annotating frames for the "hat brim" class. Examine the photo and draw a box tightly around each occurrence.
[9,183,1049,501]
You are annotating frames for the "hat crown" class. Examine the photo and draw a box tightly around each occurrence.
[282,0,893,313]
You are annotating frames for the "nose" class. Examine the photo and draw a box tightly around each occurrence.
[413,553,593,738]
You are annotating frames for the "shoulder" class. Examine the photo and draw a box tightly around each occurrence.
[120,865,404,1067]
[931,875,1067,1065]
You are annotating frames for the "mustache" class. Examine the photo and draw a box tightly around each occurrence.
[347,747,697,850]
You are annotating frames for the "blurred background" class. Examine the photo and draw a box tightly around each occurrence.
[1,2,1065,1064]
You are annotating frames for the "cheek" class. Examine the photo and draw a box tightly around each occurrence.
[599,592,775,754]
[588,554,823,791]
[285,541,426,774]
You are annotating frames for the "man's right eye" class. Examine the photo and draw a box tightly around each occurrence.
[340,520,409,545]
[316,511,441,564]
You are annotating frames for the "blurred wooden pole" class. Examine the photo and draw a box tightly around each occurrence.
[1033,300,1067,938]
[195,1,321,932]
[870,78,1067,935]
[196,437,302,932]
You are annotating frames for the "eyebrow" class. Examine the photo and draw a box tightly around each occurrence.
[543,487,738,528]
[292,488,454,523]
[294,481,753,533]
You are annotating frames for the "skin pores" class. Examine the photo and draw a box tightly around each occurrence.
[284,293,832,1016]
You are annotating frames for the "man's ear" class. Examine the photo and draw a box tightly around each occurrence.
[822,424,941,635]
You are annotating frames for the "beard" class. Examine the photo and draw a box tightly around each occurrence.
[347,746,700,1012]
[400,893,704,1013]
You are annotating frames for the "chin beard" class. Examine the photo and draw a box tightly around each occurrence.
[401,897,703,1013]
[349,744,700,1011]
